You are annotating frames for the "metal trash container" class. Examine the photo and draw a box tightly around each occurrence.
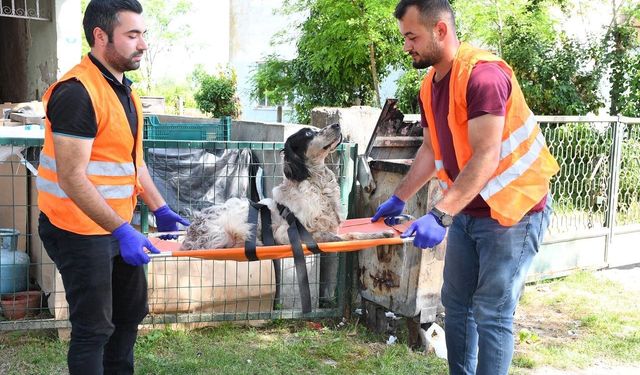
[355,99,446,349]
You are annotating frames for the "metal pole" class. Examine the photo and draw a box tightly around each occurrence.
[605,116,624,265]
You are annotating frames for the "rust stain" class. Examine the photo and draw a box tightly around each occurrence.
[369,270,399,291]
[376,245,394,263]
[357,265,368,290]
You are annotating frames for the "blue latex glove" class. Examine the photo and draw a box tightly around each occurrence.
[112,223,160,266]
[400,212,446,249]
[371,195,406,223]
[153,204,190,239]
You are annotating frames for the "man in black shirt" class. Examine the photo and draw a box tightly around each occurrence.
[37,1,189,374]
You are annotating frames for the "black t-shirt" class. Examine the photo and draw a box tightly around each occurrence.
[46,53,138,139]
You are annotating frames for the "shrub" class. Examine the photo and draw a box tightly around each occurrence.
[193,67,241,118]
[394,69,426,114]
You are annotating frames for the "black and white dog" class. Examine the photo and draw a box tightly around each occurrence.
[181,124,392,250]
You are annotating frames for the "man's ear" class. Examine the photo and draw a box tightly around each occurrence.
[434,20,448,40]
[93,27,108,47]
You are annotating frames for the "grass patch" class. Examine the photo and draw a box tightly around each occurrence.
[0,330,67,375]
[0,321,448,375]
[1,269,638,374]
[514,270,640,371]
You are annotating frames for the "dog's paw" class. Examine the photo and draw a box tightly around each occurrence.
[380,230,395,238]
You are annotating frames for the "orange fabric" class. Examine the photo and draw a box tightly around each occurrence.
[150,237,410,261]
[37,55,145,235]
[420,43,559,226]
[150,218,412,261]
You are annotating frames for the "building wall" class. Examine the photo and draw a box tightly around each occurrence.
[229,0,299,122]
[0,0,80,103]
[148,0,230,84]
[54,0,82,79]
[26,0,57,100]
[0,18,29,102]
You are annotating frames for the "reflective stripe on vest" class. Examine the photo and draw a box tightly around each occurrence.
[39,154,135,176]
[37,154,136,199]
[500,112,536,160]
[434,160,450,190]
[36,177,134,199]
[480,126,547,200]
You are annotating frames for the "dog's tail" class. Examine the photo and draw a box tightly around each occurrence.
[180,198,255,250]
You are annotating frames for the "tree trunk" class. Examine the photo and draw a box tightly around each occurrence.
[369,42,381,107]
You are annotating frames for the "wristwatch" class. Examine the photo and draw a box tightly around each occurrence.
[430,207,453,227]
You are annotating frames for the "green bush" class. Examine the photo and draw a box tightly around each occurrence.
[193,67,241,118]
[394,69,426,114]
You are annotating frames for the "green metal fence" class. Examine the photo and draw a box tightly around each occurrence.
[0,136,357,330]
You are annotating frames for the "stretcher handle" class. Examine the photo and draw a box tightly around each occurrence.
[147,230,187,238]
[384,214,415,231]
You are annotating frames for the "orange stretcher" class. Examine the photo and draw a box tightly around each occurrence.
[148,217,414,262]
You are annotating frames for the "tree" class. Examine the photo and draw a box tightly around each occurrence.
[394,68,426,115]
[602,0,640,116]
[250,0,407,123]
[139,0,192,93]
[193,65,241,119]
[455,0,604,115]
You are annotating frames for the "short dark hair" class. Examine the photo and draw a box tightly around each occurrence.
[83,0,143,47]
[394,0,455,28]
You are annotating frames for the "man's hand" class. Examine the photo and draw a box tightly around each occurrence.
[371,195,406,222]
[112,223,160,266]
[400,212,446,249]
[153,205,190,239]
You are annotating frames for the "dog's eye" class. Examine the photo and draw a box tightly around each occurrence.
[305,131,314,138]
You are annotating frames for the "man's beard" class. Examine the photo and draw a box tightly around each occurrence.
[105,43,143,72]
[412,57,435,69]
[411,39,442,69]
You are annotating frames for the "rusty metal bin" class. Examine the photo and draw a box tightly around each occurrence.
[355,99,446,347]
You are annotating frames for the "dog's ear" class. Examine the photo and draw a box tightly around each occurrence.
[282,142,310,182]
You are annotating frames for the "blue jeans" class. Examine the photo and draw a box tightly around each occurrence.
[441,199,552,375]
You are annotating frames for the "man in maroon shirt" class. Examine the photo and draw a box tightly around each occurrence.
[372,1,554,374]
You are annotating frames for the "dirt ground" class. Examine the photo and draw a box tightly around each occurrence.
[514,264,640,375]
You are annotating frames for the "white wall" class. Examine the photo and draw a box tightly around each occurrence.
[148,0,230,83]
[229,0,300,122]
[55,0,82,79]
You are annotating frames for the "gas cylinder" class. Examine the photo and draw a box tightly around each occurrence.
[0,228,28,293]
[0,228,19,251]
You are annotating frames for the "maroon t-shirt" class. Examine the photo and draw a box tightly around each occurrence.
[419,62,546,216]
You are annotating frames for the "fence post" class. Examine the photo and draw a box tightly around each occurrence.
[604,116,624,264]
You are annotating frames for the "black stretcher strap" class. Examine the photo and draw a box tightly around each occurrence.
[244,201,275,261]
[277,203,322,313]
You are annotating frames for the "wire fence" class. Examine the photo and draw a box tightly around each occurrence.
[538,116,640,238]
[0,137,357,330]
[1,116,639,330]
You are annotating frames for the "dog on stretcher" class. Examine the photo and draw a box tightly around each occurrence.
[180,123,393,251]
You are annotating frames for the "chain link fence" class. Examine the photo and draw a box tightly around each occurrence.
[538,116,640,237]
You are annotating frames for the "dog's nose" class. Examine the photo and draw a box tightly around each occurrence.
[330,123,340,130]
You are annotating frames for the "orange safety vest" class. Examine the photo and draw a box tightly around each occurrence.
[420,43,559,226]
[37,55,145,235]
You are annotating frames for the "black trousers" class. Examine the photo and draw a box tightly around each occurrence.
[39,213,148,375]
